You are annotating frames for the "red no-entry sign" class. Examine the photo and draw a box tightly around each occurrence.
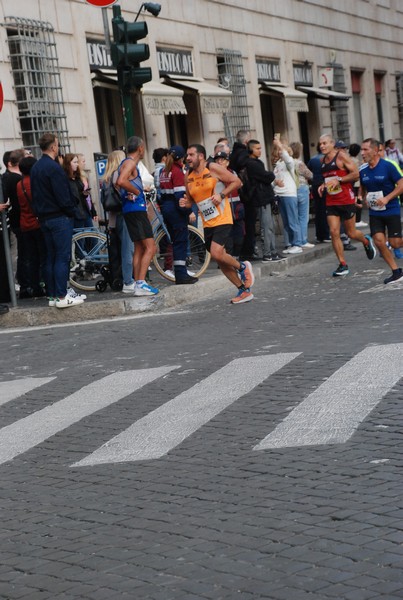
[85,0,118,6]
[0,81,3,113]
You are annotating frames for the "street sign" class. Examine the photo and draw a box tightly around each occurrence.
[95,159,107,178]
[0,81,4,113]
[85,0,118,7]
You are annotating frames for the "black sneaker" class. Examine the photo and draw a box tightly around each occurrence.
[175,275,198,285]
[332,264,349,277]
[343,243,357,251]
[363,234,376,260]
[261,255,272,262]
[271,253,286,261]
[384,269,403,285]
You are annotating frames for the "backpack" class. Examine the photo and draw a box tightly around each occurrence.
[238,166,254,204]
[100,176,122,213]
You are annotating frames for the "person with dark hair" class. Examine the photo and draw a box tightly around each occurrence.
[360,137,403,284]
[15,156,46,298]
[2,148,25,286]
[159,145,197,285]
[30,133,83,308]
[348,143,366,227]
[63,154,96,229]
[152,147,169,201]
[245,140,283,262]
[307,142,330,244]
[181,144,254,304]
[214,150,245,261]
[117,136,158,296]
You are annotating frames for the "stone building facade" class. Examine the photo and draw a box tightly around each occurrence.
[1,0,403,176]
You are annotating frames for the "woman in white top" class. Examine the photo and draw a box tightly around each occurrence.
[272,138,303,254]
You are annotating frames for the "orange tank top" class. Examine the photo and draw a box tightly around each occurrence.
[187,167,233,228]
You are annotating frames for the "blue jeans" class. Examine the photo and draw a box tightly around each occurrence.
[278,196,302,247]
[116,213,134,285]
[161,200,189,279]
[40,215,73,298]
[297,184,310,245]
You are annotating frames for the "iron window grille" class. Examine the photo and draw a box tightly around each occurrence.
[4,16,70,156]
[217,48,250,145]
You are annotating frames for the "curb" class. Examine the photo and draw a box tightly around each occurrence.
[0,244,334,329]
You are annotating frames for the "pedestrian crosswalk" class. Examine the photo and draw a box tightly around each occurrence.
[0,345,401,467]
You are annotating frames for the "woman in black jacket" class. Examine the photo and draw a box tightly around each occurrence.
[63,154,96,229]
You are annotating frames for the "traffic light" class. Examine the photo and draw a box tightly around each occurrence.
[111,5,152,91]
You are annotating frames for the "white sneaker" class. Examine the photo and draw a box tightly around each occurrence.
[356,221,368,228]
[287,246,303,254]
[134,282,159,296]
[164,269,175,279]
[48,297,56,307]
[282,247,291,254]
[55,296,84,309]
[122,282,135,294]
[301,242,315,248]
[187,270,196,276]
[67,287,87,300]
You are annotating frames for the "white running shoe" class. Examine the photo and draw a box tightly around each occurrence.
[301,242,315,248]
[287,246,303,254]
[356,221,368,228]
[122,282,135,293]
[67,287,87,300]
[164,269,175,279]
[55,296,84,309]
[134,282,159,296]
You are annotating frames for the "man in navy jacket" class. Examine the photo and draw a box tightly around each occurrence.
[31,133,83,308]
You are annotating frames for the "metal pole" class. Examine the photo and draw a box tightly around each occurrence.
[102,7,111,54]
[0,183,17,308]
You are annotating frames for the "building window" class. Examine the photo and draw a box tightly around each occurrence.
[396,73,403,143]
[4,16,70,155]
[374,72,385,142]
[330,64,350,144]
[351,70,364,143]
[217,48,250,144]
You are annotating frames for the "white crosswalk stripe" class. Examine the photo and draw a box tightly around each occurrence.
[254,344,403,450]
[0,366,177,466]
[0,377,55,407]
[73,353,300,467]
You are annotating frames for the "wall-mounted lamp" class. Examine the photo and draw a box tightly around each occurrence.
[135,2,161,21]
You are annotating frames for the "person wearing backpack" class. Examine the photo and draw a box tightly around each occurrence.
[102,150,134,293]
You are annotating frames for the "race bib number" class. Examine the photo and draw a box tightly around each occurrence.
[198,198,220,222]
[325,177,342,195]
[367,191,386,211]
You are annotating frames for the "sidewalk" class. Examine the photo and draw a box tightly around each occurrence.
[0,232,336,329]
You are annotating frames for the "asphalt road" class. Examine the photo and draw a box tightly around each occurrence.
[1,248,402,600]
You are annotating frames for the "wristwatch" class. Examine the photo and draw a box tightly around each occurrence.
[220,192,225,200]
[337,176,343,183]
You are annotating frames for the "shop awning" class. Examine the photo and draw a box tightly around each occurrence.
[297,86,350,101]
[91,70,117,90]
[141,81,187,115]
[165,75,232,114]
[260,82,309,112]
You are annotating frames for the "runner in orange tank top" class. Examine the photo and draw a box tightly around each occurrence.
[180,144,254,304]
[319,134,376,277]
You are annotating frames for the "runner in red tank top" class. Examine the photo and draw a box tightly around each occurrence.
[319,134,376,277]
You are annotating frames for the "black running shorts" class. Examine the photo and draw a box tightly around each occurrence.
[203,224,232,252]
[370,213,402,238]
[124,212,153,242]
[326,204,356,221]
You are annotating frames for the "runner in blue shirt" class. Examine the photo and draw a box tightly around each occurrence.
[360,137,403,284]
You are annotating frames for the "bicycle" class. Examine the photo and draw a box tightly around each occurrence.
[69,191,210,292]
[146,191,210,282]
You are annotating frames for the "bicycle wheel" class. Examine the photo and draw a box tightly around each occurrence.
[69,231,109,291]
[153,225,210,282]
